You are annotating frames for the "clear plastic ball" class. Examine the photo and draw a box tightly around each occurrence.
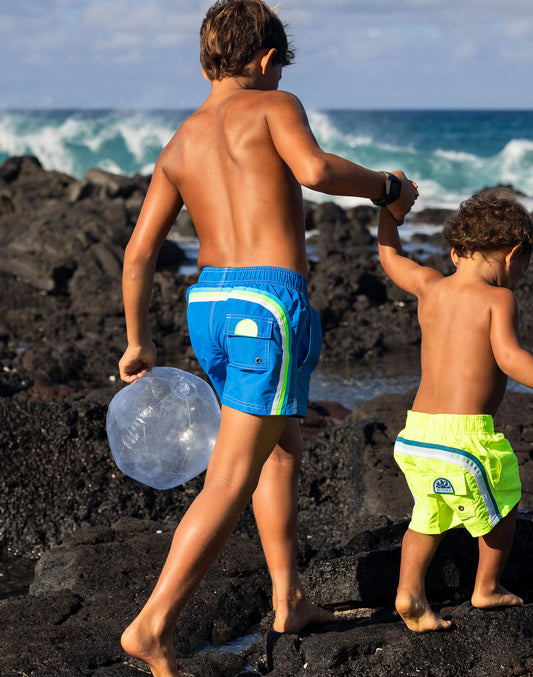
[106,367,220,489]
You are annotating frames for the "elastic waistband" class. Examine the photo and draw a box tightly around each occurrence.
[405,410,495,435]
[198,266,308,293]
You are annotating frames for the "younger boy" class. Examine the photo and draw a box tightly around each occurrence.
[118,1,417,674]
[378,187,533,633]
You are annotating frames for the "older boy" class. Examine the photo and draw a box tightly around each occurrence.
[119,1,417,674]
[378,188,533,633]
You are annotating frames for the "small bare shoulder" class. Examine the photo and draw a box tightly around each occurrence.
[420,265,444,285]
[487,284,518,310]
[400,261,444,300]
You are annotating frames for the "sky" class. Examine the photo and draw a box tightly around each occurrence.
[1,0,532,110]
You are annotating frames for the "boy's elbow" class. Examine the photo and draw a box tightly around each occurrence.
[377,246,397,274]
[496,351,524,382]
[124,240,155,270]
[297,156,330,190]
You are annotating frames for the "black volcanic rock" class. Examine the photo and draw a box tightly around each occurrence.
[1,157,533,676]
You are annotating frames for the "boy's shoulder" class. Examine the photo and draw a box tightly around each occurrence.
[483,282,518,310]
[260,88,304,112]
[220,87,304,115]
[228,88,302,113]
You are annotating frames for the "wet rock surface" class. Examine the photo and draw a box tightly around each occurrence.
[1,158,533,675]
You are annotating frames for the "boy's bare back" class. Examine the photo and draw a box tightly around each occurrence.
[415,271,515,415]
[159,85,309,275]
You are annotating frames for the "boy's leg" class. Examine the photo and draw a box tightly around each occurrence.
[121,405,287,677]
[252,418,335,632]
[395,528,452,633]
[471,504,523,608]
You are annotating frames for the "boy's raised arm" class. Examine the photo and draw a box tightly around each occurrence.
[266,91,417,223]
[378,207,441,297]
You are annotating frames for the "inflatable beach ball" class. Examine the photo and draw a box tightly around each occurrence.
[106,367,220,490]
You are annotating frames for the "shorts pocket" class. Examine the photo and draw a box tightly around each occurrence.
[423,472,467,496]
[422,472,475,520]
[225,315,274,372]
[297,308,322,373]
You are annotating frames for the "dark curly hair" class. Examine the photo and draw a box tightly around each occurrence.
[443,187,533,258]
[200,0,294,81]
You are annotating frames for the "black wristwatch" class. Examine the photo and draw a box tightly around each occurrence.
[371,171,402,206]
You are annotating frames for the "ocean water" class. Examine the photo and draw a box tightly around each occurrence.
[1,109,532,213]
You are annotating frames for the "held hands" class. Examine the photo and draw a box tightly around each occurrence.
[387,170,419,225]
[118,341,157,383]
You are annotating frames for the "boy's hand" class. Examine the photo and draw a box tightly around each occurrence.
[386,171,419,225]
[119,342,157,383]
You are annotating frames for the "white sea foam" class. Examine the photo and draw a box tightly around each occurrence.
[0,110,181,178]
[497,139,533,194]
[140,162,156,176]
[112,113,175,163]
[435,148,479,162]
[0,113,101,176]
[97,159,124,175]
[307,110,377,157]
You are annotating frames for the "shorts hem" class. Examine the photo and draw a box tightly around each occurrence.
[221,394,306,417]
[408,523,464,536]
[408,497,520,538]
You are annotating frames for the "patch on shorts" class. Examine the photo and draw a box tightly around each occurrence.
[234,319,259,337]
[433,477,455,494]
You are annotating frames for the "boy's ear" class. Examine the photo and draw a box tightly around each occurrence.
[505,244,523,268]
[259,48,278,74]
[450,247,459,267]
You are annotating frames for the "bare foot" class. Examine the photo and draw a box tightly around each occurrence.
[471,585,524,609]
[121,618,180,677]
[273,598,336,633]
[395,593,452,633]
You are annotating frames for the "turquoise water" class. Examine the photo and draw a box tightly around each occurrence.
[1,109,532,211]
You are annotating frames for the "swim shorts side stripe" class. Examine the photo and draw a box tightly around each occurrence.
[187,287,291,415]
[394,437,502,527]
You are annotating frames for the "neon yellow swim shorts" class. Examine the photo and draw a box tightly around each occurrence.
[394,410,521,537]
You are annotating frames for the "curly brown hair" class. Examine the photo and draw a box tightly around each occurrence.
[443,187,533,258]
[200,0,294,81]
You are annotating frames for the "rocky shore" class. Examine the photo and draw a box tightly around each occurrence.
[1,156,533,676]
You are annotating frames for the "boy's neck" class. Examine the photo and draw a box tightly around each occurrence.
[209,76,259,94]
[454,253,510,288]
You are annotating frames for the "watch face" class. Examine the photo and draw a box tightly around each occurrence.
[387,174,402,202]
[371,172,402,206]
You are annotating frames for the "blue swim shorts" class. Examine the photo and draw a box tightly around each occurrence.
[394,410,521,537]
[186,266,322,417]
